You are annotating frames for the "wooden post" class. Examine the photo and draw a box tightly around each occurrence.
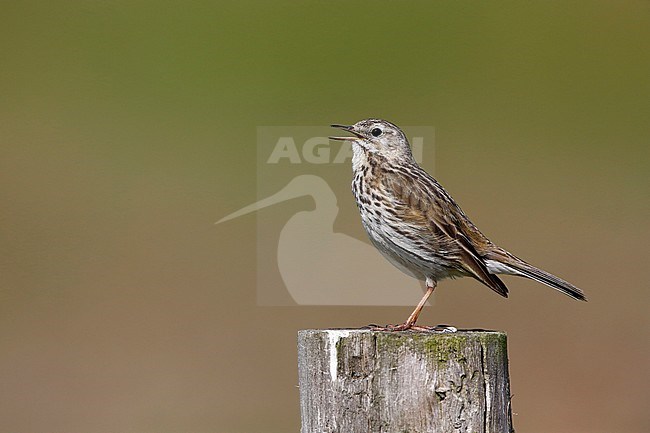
[298,329,513,433]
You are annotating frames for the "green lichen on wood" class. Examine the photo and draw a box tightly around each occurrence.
[328,330,507,372]
[374,331,507,366]
[484,331,508,357]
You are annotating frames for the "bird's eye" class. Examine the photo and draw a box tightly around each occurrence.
[371,128,382,137]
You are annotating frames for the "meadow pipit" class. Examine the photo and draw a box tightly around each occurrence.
[330,119,586,331]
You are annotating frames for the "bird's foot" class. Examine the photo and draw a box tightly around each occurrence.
[363,323,457,333]
[364,323,412,331]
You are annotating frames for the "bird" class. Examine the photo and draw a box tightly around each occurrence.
[329,119,586,331]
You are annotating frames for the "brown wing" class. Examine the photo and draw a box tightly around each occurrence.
[381,165,509,297]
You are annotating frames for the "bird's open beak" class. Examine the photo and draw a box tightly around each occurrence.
[329,124,363,141]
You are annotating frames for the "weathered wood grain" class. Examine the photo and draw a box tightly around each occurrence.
[298,329,513,433]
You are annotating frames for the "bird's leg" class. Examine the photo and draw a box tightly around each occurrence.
[400,281,436,329]
[368,282,437,332]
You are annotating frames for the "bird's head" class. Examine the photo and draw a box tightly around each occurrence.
[330,118,414,162]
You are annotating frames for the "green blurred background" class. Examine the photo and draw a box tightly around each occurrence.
[1,1,648,432]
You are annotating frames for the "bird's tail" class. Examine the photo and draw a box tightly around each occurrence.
[486,249,587,301]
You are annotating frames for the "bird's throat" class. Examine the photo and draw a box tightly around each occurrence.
[351,142,368,173]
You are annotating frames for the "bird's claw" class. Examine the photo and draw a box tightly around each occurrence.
[361,323,381,329]
[407,324,457,333]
